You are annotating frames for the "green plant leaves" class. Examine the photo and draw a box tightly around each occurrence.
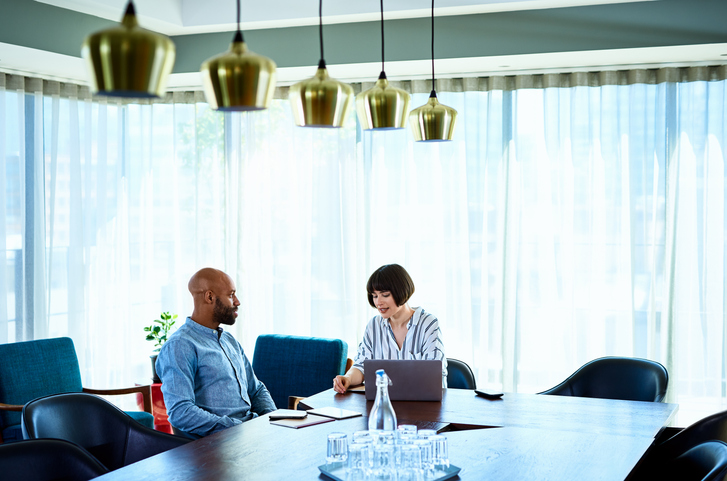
[144,311,179,350]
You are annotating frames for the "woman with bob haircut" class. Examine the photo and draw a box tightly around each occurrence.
[333,264,447,393]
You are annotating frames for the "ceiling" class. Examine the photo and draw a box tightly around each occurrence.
[34,0,651,35]
[1,0,726,90]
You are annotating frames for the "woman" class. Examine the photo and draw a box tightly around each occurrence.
[333,264,447,393]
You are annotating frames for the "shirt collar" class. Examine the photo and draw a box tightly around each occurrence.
[377,307,423,329]
[186,316,224,338]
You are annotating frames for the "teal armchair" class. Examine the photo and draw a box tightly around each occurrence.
[252,334,348,409]
[0,337,153,443]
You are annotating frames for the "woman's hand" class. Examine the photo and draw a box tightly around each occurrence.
[333,375,351,394]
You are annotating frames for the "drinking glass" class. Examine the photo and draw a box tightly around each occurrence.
[430,435,450,471]
[397,424,418,439]
[377,431,396,445]
[372,443,396,481]
[413,438,435,479]
[327,432,348,464]
[347,442,371,481]
[397,444,423,481]
[417,429,437,440]
[352,431,374,466]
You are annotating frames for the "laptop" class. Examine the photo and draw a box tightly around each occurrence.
[363,359,443,401]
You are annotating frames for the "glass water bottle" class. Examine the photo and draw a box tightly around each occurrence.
[368,369,397,431]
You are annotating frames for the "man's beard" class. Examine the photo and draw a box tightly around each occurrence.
[213,298,237,326]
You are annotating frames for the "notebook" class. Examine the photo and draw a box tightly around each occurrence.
[363,359,443,401]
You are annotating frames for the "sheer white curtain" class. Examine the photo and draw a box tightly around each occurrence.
[1,76,227,392]
[3,67,727,425]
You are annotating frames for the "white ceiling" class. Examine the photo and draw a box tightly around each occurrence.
[35,0,652,35]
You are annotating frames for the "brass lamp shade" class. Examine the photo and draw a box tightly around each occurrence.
[409,92,457,142]
[81,2,175,98]
[356,74,411,130]
[201,33,277,111]
[289,63,354,128]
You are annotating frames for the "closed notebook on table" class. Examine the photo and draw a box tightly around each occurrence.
[364,359,443,401]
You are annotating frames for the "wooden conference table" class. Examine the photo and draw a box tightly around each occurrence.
[95,389,677,481]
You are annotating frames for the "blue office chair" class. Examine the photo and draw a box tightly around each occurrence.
[538,356,668,402]
[0,438,108,481]
[447,358,477,389]
[0,337,154,443]
[252,334,348,409]
[22,392,189,471]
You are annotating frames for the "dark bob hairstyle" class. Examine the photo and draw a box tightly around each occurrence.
[366,264,415,308]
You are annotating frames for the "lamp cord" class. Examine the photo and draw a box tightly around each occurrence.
[319,0,325,65]
[380,0,385,75]
[430,0,436,94]
[235,0,244,42]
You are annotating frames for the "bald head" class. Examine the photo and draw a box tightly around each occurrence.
[188,268,240,329]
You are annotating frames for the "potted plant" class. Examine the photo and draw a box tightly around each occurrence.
[144,311,178,383]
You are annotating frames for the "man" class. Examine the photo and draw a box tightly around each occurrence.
[156,267,276,438]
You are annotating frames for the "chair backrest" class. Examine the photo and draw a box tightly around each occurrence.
[644,409,727,471]
[538,356,668,402]
[0,337,83,430]
[22,392,189,471]
[665,441,727,481]
[446,358,477,389]
[252,334,348,409]
[0,438,108,481]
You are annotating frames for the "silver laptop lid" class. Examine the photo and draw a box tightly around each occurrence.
[363,359,442,401]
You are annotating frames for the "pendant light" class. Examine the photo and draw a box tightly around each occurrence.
[81,1,175,98]
[201,0,277,111]
[409,0,457,142]
[289,0,353,128]
[355,0,411,130]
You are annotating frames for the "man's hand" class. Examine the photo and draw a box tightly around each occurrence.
[333,375,351,394]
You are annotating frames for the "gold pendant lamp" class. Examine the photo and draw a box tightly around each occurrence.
[81,1,175,98]
[289,0,353,128]
[201,0,277,111]
[409,0,457,142]
[355,0,410,130]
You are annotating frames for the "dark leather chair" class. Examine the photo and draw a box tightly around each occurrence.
[22,392,190,471]
[537,356,668,402]
[446,358,477,389]
[663,441,727,481]
[0,337,153,443]
[252,334,348,409]
[631,409,727,480]
[0,438,108,481]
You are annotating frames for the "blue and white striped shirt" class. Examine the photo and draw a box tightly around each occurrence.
[352,307,448,386]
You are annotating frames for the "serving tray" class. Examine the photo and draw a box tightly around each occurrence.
[318,462,462,481]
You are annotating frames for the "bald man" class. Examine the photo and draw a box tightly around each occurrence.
[156,268,276,438]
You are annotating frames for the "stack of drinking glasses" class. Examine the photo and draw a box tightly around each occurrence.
[325,425,453,481]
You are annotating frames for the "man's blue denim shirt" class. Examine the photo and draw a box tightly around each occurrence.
[156,317,276,437]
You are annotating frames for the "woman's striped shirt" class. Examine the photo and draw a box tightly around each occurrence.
[352,307,448,386]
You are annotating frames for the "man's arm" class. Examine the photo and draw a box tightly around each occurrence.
[242,351,277,414]
[157,340,243,436]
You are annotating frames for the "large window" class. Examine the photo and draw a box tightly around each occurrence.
[2,68,726,424]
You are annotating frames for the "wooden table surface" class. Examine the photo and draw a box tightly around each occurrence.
[94,389,678,481]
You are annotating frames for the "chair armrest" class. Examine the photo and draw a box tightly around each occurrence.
[83,385,153,414]
[0,402,23,412]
